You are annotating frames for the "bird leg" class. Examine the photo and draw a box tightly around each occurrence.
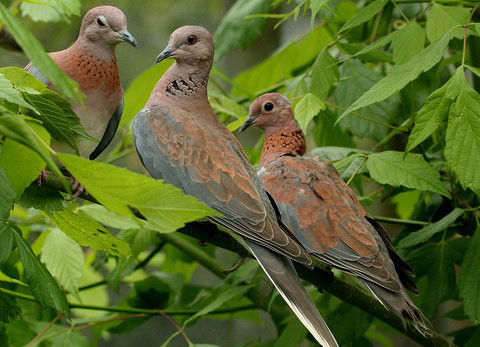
[36,169,49,187]
[70,179,89,199]
[222,254,247,275]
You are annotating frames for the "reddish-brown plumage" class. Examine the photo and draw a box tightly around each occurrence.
[242,93,423,326]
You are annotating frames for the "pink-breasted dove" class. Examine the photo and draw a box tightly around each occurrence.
[239,93,424,329]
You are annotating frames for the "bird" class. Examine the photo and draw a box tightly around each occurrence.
[26,6,137,196]
[239,93,424,328]
[132,26,339,347]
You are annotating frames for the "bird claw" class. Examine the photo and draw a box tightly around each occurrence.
[222,254,247,275]
[198,240,208,247]
[70,179,89,199]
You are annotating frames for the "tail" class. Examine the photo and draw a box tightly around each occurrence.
[363,281,428,333]
[246,240,339,347]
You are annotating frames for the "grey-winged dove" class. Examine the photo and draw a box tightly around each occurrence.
[239,93,425,329]
[132,26,339,347]
[26,6,137,160]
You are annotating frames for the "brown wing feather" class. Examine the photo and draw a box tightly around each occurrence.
[260,155,403,292]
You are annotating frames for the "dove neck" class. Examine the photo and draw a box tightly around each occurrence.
[148,62,210,105]
[260,129,306,167]
[72,37,117,62]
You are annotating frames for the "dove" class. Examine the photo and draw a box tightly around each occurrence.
[26,6,137,196]
[239,93,424,328]
[132,26,339,346]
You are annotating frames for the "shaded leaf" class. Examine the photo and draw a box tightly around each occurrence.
[10,226,70,316]
[78,204,140,230]
[19,185,63,212]
[0,223,14,263]
[214,0,271,61]
[336,60,400,141]
[0,291,22,323]
[0,73,35,111]
[459,226,480,323]
[45,209,132,258]
[397,208,464,248]
[41,228,84,297]
[57,154,221,233]
[367,151,449,196]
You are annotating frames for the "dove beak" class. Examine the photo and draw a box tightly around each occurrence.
[239,114,259,133]
[155,45,176,63]
[118,29,137,47]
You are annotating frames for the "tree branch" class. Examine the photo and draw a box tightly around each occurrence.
[39,171,453,346]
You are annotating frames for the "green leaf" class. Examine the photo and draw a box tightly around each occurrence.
[339,30,398,64]
[445,75,480,194]
[213,0,271,61]
[392,21,425,64]
[210,95,247,118]
[335,59,400,141]
[0,66,47,94]
[0,3,82,102]
[133,276,171,309]
[41,228,84,297]
[45,209,132,258]
[294,93,325,133]
[0,121,49,197]
[121,61,174,128]
[298,49,338,100]
[18,185,63,212]
[0,290,22,323]
[339,0,388,33]
[0,110,68,192]
[0,270,27,286]
[274,315,307,346]
[366,151,449,196]
[57,153,221,233]
[312,109,355,148]
[10,226,70,316]
[338,31,451,123]
[309,0,328,27]
[406,68,463,152]
[0,73,36,111]
[459,226,480,323]
[426,3,470,42]
[0,169,15,221]
[232,25,333,96]
[20,0,81,22]
[78,204,140,230]
[0,223,14,263]
[184,285,252,327]
[407,242,459,315]
[397,208,464,248]
[327,302,373,345]
[118,229,156,256]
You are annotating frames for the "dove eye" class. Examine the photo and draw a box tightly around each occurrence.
[263,102,274,112]
[97,17,106,27]
[187,35,198,45]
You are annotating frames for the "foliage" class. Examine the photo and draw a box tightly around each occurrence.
[1,0,480,346]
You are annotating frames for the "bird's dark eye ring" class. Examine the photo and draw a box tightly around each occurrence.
[263,102,274,112]
[97,18,106,27]
[187,35,198,45]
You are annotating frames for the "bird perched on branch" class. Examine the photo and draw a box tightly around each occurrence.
[239,93,425,329]
[132,26,339,347]
[26,6,137,196]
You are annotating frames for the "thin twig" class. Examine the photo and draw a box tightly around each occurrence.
[392,0,409,22]
[26,312,63,347]
[155,310,192,345]
[346,156,368,186]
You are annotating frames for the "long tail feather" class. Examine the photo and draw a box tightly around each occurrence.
[246,240,339,347]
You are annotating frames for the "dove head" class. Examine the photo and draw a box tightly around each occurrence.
[240,93,300,136]
[155,26,214,67]
[79,6,137,48]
